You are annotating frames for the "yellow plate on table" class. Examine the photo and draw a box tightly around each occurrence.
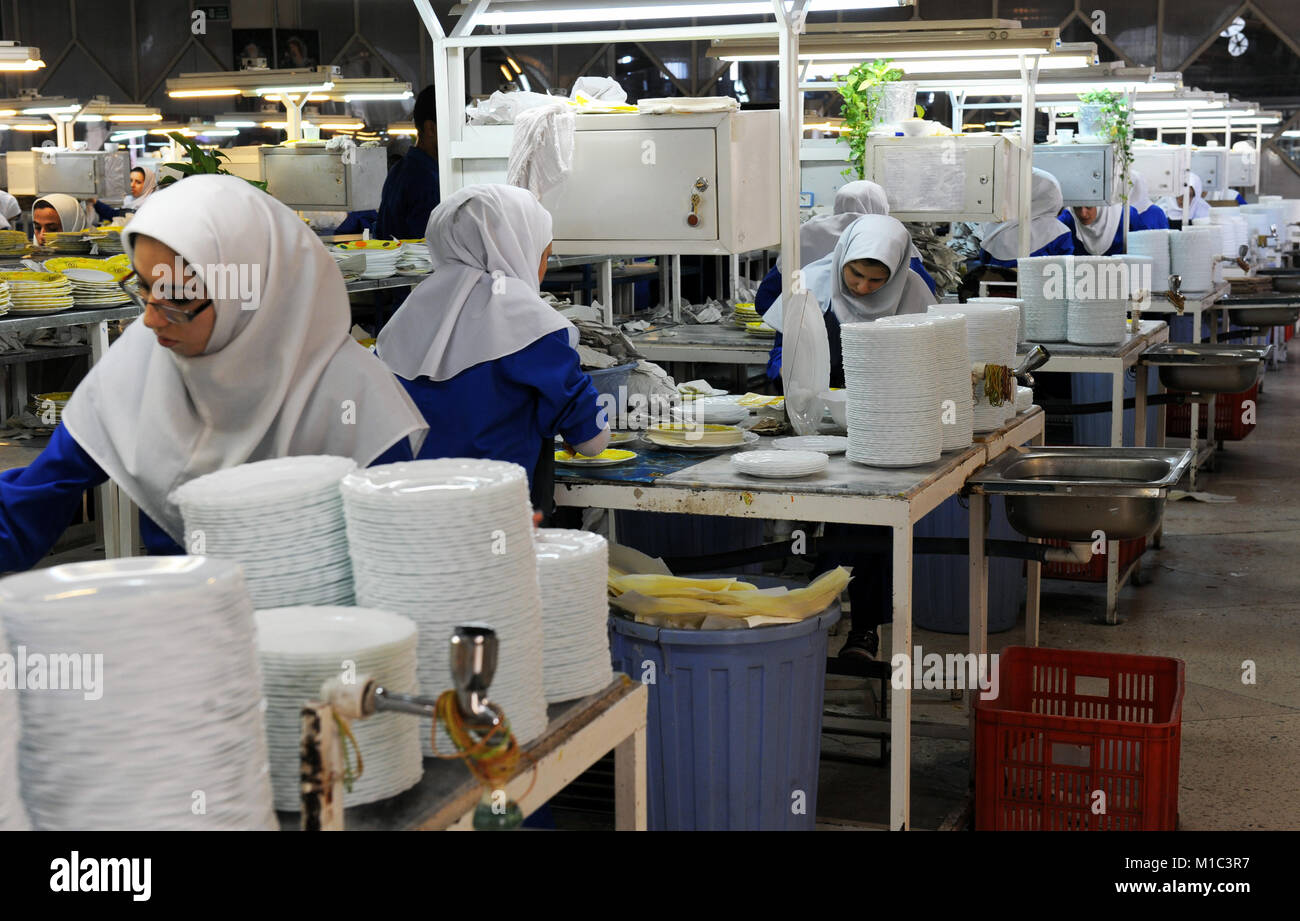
[555,448,637,466]
[399,238,426,245]
[336,240,401,251]
[0,271,64,283]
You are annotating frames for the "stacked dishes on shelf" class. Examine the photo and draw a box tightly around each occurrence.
[255,606,423,810]
[841,316,942,467]
[171,456,358,609]
[771,434,848,454]
[965,296,1025,343]
[335,240,402,279]
[1170,227,1221,293]
[396,240,433,275]
[0,230,27,256]
[0,557,277,830]
[41,231,93,254]
[732,302,759,327]
[924,311,974,451]
[745,320,776,337]
[1128,231,1172,294]
[1016,255,1070,341]
[1190,220,1229,285]
[1067,256,1148,346]
[0,620,30,830]
[340,459,548,753]
[62,268,132,307]
[534,529,614,703]
[0,271,74,316]
[731,449,829,478]
[930,302,1019,430]
[93,227,125,255]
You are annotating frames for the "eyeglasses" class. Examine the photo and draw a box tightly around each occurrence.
[118,272,213,325]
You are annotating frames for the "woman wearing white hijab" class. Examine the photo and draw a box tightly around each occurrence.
[31,192,89,245]
[0,175,427,571]
[977,168,1075,267]
[1128,170,1170,230]
[764,214,936,382]
[1061,195,1144,256]
[1155,171,1211,225]
[93,166,158,221]
[377,184,608,491]
[0,190,21,231]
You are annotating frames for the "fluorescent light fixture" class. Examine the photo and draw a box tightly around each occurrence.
[75,113,105,122]
[318,121,364,130]
[12,122,54,131]
[108,112,163,122]
[167,67,339,99]
[342,92,413,102]
[1282,130,1300,138]
[710,25,1058,64]
[168,88,241,98]
[801,53,1094,80]
[215,119,257,128]
[109,129,148,140]
[23,104,79,115]
[0,43,44,71]
[191,128,239,137]
[499,65,512,80]
[461,0,907,26]
[387,121,417,135]
[256,83,334,97]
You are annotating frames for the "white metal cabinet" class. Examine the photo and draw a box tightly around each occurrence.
[1227,149,1257,188]
[1132,146,1190,197]
[1191,148,1227,191]
[5,150,130,199]
[864,135,1021,222]
[800,139,852,211]
[261,145,387,211]
[1034,143,1117,206]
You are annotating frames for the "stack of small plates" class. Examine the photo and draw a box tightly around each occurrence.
[534,529,613,703]
[335,240,401,279]
[1128,232,1172,294]
[41,231,93,254]
[1190,220,1229,285]
[643,423,757,452]
[1017,255,1070,341]
[63,268,131,307]
[731,449,829,478]
[255,606,423,811]
[171,456,358,610]
[672,398,750,425]
[745,320,776,337]
[1067,256,1143,346]
[0,271,74,315]
[0,557,277,830]
[396,243,433,276]
[1015,385,1035,414]
[841,316,942,467]
[930,302,1019,431]
[733,302,759,327]
[924,311,973,451]
[965,296,1025,343]
[0,619,30,830]
[92,227,125,255]
[1170,228,1220,293]
[340,459,548,753]
[28,391,69,426]
[771,435,848,454]
[0,280,9,317]
[0,230,27,256]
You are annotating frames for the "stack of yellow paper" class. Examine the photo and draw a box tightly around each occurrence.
[608,567,851,630]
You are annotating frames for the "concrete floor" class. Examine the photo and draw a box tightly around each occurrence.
[816,352,1300,831]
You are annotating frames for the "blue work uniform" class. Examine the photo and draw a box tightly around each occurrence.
[375,148,441,241]
[1133,205,1171,231]
[397,329,604,487]
[0,424,413,574]
[978,226,1074,268]
[1059,206,1143,257]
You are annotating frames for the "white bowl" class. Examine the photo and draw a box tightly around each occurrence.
[822,389,847,427]
[899,119,931,137]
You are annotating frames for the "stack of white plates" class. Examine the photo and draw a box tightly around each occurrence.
[93,228,125,255]
[966,297,1025,343]
[1017,256,1070,341]
[28,391,69,425]
[731,449,829,478]
[255,606,423,811]
[771,435,848,454]
[0,557,277,830]
[0,619,29,831]
[1067,256,1144,346]
[672,398,750,425]
[841,316,942,467]
[171,456,358,609]
[42,231,93,254]
[1190,220,1229,285]
[0,280,9,317]
[1170,228,1220,293]
[340,459,548,753]
[1015,385,1034,414]
[0,271,74,315]
[924,311,973,451]
[396,242,434,275]
[63,267,131,307]
[930,302,1019,430]
[1206,210,1248,261]
[534,529,613,703]
[334,241,402,279]
[1128,232,1172,294]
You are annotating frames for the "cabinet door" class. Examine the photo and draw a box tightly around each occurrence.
[541,128,718,241]
[1038,149,1110,204]
[1134,150,1179,196]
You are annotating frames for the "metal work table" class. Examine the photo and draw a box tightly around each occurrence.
[628,322,772,365]
[555,408,1045,831]
[278,678,648,831]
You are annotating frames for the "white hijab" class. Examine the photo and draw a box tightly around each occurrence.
[767,214,934,331]
[1129,171,1154,213]
[0,190,20,230]
[378,183,576,382]
[796,180,893,268]
[980,169,1068,260]
[123,167,158,210]
[1158,172,1211,222]
[61,175,428,543]
[32,193,88,234]
[1072,202,1124,256]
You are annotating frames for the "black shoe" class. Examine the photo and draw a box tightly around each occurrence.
[838,629,879,660]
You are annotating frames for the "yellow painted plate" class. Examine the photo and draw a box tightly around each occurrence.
[555,448,637,466]
[0,271,64,284]
[336,240,401,251]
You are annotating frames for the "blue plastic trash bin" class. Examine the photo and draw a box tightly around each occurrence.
[608,575,840,831]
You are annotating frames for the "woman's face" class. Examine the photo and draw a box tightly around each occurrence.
[1075,206,1099,226]
[130,171,145,198]
[132,235,217,358]
[32,206,61,246]
[842,259,890,297]
[538,241,553,285]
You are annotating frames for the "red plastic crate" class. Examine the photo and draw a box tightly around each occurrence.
[975,646,1185,831]
[1042,536,1145,583]
[1286,326,1294,342]
[1166,382,1258,442]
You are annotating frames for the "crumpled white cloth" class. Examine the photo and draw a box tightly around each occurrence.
[507,103,576,200]
[571,76,627,104]
[636,97,739,115]
[468,90,560,125]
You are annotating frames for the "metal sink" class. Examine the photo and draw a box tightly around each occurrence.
[966,447,1193,542]
[1140,343,1266,394]
[1255,270,1300,292]
[1220,294,1300,327]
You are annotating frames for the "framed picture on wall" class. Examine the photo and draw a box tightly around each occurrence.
[233,28,273,70]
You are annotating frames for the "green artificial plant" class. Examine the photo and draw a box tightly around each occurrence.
[834,59,921,181]
[1078,89,1134,205]
[159,132,269,192]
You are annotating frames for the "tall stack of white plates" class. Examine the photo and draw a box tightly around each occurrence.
[1170,228,1220,293]
[171,456,358,609]
[925,311,973,451]
[255,606,423,811]
[1190,220,1229,284]
[1017,256,1070,342]
[965,297,1026,343]
[1067,256,1143,346]
[0,557,277,830]
[340,459,548,753]
[534,529,613,703]
[841,316,942,467]
[1206,210,1248,261]
[930,302,1019,429]
[1128,231,1172,293]
[0,620,29,831]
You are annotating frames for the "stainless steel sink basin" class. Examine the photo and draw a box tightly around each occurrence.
[1140,343,1266,394]
[966,447,1193,541]
[1228,304,1300,327]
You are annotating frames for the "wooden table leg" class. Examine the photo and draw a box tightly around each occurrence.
[614,725,648,831]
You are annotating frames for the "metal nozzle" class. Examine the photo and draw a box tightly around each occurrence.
[1014,344,1050,388]
[449,625,500,730]
[1165,274,1186,313]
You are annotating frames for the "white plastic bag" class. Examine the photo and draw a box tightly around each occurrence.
[780,290,831,436]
